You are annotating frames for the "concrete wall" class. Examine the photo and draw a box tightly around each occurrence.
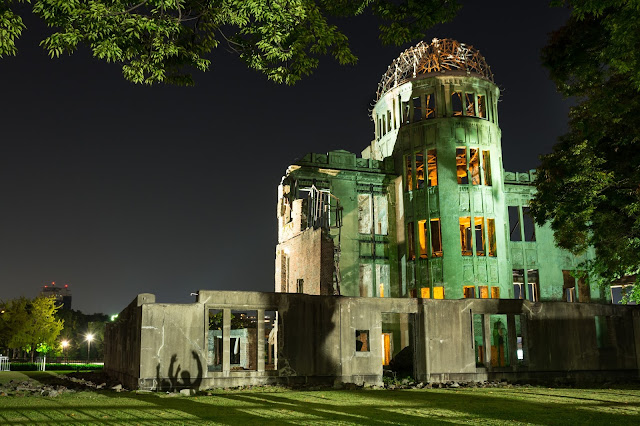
[105,291,640,390]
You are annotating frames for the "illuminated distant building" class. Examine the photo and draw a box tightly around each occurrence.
[40,281,72,310]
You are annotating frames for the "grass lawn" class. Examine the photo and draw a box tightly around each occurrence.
[0,372,639,424]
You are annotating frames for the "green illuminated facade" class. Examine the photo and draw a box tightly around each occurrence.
[276,39,601,303]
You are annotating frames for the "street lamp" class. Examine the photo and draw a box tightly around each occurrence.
[86,334,94,362]
[61,340,69,363]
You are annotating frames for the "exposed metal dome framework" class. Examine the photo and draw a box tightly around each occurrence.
[376,38,494,100]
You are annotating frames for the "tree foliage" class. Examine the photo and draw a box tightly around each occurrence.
[0,296,64,359]
[0,0,460,85]
[531,1,640,302]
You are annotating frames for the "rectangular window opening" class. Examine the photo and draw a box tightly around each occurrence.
[425,93,435,118]
[487,218,497,257]
[296,279,304,294]
[427,149,438,187]
[563,270,576,302]
[508,206,522,241]
[230,310,258,371]
[433,286,445,299]
[479,286,489,299]
[459,216,473,256]
[452,91,463,116]
[207,309,223,372]
[387,110,393,132]
[475,217,485,256]
[527,269,540,302]
[359,264,372,297]
[491,287,501,299]
[264,310,278,370]
[356,330,370,352]
[466,93,476,116]
[418,219,428,259]
[478,95,486,118]
[405,155,413,191]
[421,287,431,298]
[402,100,410,124]
[522,207,536,241]
[473,314,485,366]
[513,269,525,299]
[412,96,422,122]
[357,194,372,234]
[469,149,480,185]
[490,314,509,367]
[430,218,443,257]
[456,147,469,184]
[463,286,476,298]
[415,152,425,189]
[482,150,492,186]
[374,195,388,236]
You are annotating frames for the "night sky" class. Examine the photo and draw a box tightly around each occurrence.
[0,2,571,315]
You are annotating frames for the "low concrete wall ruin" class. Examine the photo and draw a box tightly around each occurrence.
[105,291,640,390]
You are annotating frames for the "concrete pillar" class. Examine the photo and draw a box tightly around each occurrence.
[223,309,231,375]
[483,314,492,367]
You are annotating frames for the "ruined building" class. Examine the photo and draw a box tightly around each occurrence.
[105,40,640,391]
[276,38,600,304]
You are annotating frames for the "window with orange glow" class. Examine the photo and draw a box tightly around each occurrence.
[463,286,476,298]
[479,286,489,299]
[460,217,472,256]
[415,152,425,189]
[425,93,435,118]
[487,219,497,257]
[456,148,468,184]
[418,220,428,258]
[469,149,480,185]
[405,155,413,191]
[427,149,438,187]
[478,95,486,118]
[482,150,492,186]
[451,91,463,116]
[466,93,476,116]
[433,286,445,299]
[421,287,431,298]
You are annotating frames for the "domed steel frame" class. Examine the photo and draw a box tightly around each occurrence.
[376,38,494,100]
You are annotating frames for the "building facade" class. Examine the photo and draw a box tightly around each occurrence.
[276,39,600,304]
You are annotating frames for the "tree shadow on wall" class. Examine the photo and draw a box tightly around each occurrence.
[155,350,203,392]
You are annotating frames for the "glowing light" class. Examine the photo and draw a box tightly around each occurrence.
[110,314,119,322]
[61,340,69,348]
[86,333,94,342]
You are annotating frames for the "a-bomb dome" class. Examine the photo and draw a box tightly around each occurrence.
[376,38,493,100]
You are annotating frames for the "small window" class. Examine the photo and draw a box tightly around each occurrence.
[487,219,497,257]
[430,218,443,257]
[477,95,486,118]
[463,286,476,298]
[402,100,410,124]
[409,289,417,298]
[415,152,425,189]
[527,270,540,302]
[610,285,637,305]
[296,279,304,294]
[357,194,372,234]
[469,149,480,185]
[378,117,382,138]
[425,93,435,118]
[513,269,525,299]
[427,149,438,187]
[383,115,387,135]
[405,155,413,191]
[466,93,476,116]
[392,99,397,129]
[418,220,428,259]
[508,206,522,241]
[563,270,575,302]
[460,217,473,256]
[475,217,485,256]
[433,286,445,299]
[264,311,278,370]
[355,330,369,352]
[482,150,492,186]
[479,286,489,299]
[421,287,431,298]
[408,222,415,260]
[522,207,536,241]
[452,91,463,116]
[207,309,223,372]
[456,148,468,184]
[387,110,393,131]
[412,96,422,122]
[491,287,500,299]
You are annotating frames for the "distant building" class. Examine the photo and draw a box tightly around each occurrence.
[276,38,601,304]
[40,281,72,310]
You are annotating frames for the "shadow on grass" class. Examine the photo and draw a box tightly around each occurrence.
[1,380,639,425]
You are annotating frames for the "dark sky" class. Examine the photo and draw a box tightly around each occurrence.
[0,2,571,314]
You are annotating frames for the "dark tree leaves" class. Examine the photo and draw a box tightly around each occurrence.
[0,0,460,85]
[532,1,640,301]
